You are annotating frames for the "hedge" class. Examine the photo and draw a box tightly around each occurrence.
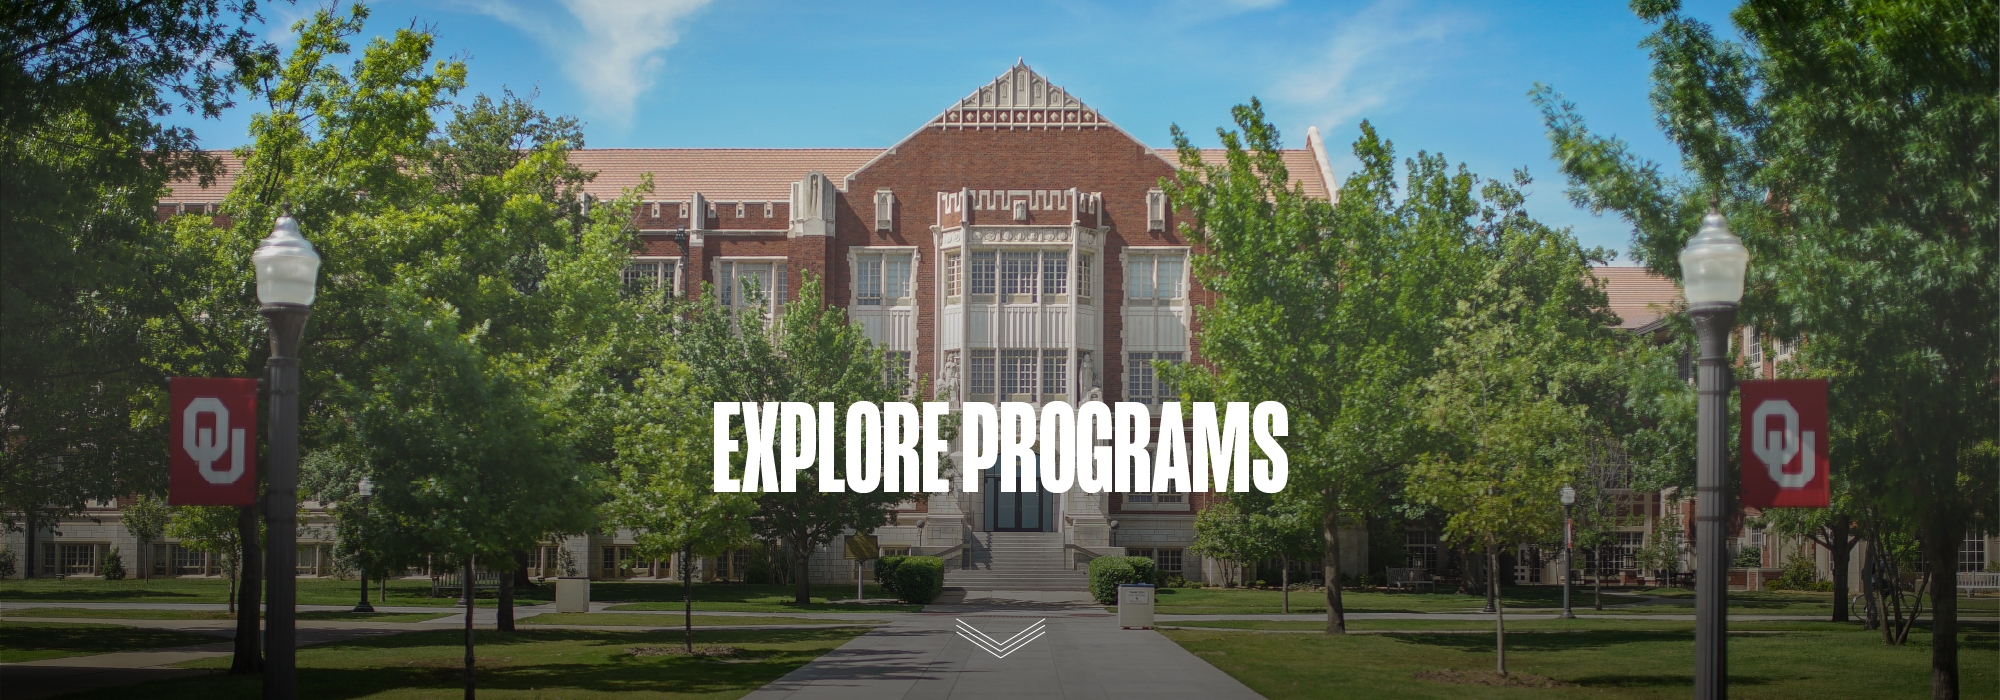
[1089,556,1156,604]
[892,556,945,604]
[874,555,907,594]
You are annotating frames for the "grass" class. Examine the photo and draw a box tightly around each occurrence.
[65,627,868,699]
[0,578,922,613]
[1166,618,1866,632]
[0,621,227,662]
[0,577,548,607]
[1166,625,2000,699]
[516,612,883,627]
[0,607,447,623]
[596,583,921,612]
[1122,585,2000,618]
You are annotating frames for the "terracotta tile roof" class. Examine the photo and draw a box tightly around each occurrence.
[1193,149,1331,200]
[568,148,881,202]
[162,151,247,203]
[1590,265,1683,330]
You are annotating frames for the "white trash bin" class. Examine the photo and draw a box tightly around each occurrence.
[1118,583,1155,629]
[555,576,591,613]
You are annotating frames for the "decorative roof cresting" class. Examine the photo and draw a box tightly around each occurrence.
[933,60,1101,130]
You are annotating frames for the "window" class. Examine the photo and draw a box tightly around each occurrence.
[970,350,996,397]
[764,202,775,218]
[1962,532,1989,573]
[885,351,912,395]
[1407,530,1439,573]
[623,259,678,295]
[735,202,746,218]
[1001,350,1037,400]
[1612,531,1645,570]
[1146,189,1167,231]
[1078,254,1093,301]
[61,544,96,575]
[880,545,912,558]
[1041,350,1067,397]
[1124,547,1183,575]
[714,549,751,582]
[874,190,895,231]
[1127,253,1185,302]
[718,260,787,317]
[945,253,962,298]
[649,202,660,218]
[679,202,689,217]
[1001,252,1038,300]
[1743,327,1763,367]
[297,545,319,576]
[970,252,997,296]
[1042,253,1069,296]
[1126,351,1183,405]
[855,251,912,306]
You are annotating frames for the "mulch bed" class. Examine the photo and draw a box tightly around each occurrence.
[1413,669,1572,688]
[628,645,741,658]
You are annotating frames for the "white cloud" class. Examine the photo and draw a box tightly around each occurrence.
[1277,0,1474,129]
[462,0,711,123]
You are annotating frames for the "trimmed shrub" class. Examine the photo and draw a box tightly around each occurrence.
[0,546,15,579]
[101,548,126,580]
[1770,552,1821,591]
[1089,556,1156,604]
[875,555,907,594]
[892,556,944,604]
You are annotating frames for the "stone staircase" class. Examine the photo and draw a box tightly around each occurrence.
[943,532,1090,591]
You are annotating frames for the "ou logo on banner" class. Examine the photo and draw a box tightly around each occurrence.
[169,377,259,506]
[1739,379,1830,509]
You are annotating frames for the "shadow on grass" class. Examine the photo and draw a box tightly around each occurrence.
[72,658,816,700]
[1389,629,1696,653]
[0,623,223,654]
[0,588,205,601]
[1568,673,1774,687]
[303,627,860,653]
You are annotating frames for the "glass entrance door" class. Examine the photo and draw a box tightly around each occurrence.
[983,461,1049,531]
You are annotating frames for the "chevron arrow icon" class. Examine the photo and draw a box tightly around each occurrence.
[955,618,1047,659]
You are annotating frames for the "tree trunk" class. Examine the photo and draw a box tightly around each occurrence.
[24,511,35,578]
[1321,489,1346,635]
[1490,544,1506,675]
[496,560,515,632]
[683,543,695,653]
[464,554,476,700]
[1859,541,1880,630]
[1281,554,1290,614]
[1921,519,1960,700]
[1591,548,1603,610]
[792,537,814,605]
[230,505,263,675]
[1830,517,1852,622]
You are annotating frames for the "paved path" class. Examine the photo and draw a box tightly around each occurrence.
[742,591,1262,700]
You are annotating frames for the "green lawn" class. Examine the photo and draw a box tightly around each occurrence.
[516,612,883,627]
[62,627,867,699]
[597,583,921,612]
[1167,618,1865,632]
[1166,625,2000,699]
[0,607,447,623]
[0,621,227,662]
[1126,585,1610,615]
[0,577,548,607]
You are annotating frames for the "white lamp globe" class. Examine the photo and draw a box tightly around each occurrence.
[357,477,374,498]
[1677,211,1749,306]
[1559,484,1577,507]
[254,214,321,306]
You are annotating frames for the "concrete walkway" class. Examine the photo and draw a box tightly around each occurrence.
[742,591,1262,700]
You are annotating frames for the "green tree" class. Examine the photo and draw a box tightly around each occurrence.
[605,360,756,651]
[1165,103,1493,633]
[121,494,172,582]
[1538,2,1994,694]
[668,274,908,605]
[0,0,279,543]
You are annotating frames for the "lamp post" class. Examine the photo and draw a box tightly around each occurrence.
[254,212,320,700]
[1681,210,1748,700]
[351,477,375,613]
[1559,484,1577,619]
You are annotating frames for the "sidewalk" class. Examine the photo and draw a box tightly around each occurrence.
[741,591,1262,700]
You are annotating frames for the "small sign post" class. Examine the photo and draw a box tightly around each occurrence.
[845,535,879,601]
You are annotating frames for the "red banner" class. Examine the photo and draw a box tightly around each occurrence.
[1740,379,1830,508]
[169,377,259,506]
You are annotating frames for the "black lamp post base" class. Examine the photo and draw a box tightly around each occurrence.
[352,602,376,613]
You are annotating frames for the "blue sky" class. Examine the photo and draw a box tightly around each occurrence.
[184,0,1747,263]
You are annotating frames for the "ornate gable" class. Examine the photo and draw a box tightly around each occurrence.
[932,60,1104,130]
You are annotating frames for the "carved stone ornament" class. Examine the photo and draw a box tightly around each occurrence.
[969,227,1072,244]
[942,351,962,399]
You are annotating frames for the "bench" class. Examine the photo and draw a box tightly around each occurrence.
[1386,567,1435,592]
[432,572,502,598]
[1958,572,2000,596]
